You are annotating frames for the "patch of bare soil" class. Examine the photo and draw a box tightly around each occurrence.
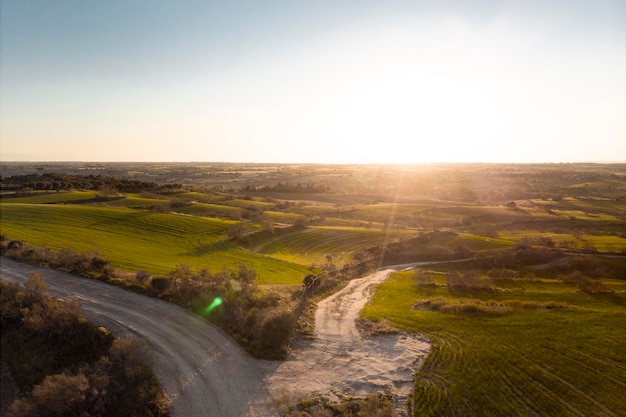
[262,270,431,416]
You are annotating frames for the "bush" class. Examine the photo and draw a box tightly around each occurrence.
[414,271,435,286]
[2,283,168,417]
[253,310,297,359]
[487,268,517,279]
[9,372,90,417]
[135,270,151,285]
[562,271,612,294]
[446,271,491,290]
[150,277,172,294]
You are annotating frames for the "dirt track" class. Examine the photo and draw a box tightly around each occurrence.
[263,270,430,415]
[1,259,430,416]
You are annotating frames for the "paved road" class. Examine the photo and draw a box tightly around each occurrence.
[0,258,270,417]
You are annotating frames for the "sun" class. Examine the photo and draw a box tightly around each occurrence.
[324,73,506,164]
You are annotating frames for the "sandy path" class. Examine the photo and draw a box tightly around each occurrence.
[0,258,269,417]
[263,269,431,415]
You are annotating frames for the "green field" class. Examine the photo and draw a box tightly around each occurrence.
[171,202,243,218]
[362,271,626,416]
[0,190,100,204]
[98,193,171,208]
[499,230,626,252]
[0,203,313,284]
[256,225,412,265]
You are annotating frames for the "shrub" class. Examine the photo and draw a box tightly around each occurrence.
[9,372,90,417]
[253,310,297,359]
[446,271,491,290]
[560,271,612,294]
[150,277,172,294]
[487,268,517,279]
[2,283,167,417]
[135,270,151,285]
[413,297,512,315]
[414,271,435,286]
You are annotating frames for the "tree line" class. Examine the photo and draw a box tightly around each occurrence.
[0,173,181,193]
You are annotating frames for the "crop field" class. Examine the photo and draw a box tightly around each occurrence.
[98,193,170,208]
[171,202,243,218]
[256,225,412,265]
[0,203,312,283]
[2,162,625,415]
[362,270,626,416]
[499,230,626,252]
[0,190,100,204]
[448,233,514,250]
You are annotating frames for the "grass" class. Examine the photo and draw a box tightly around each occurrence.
[171,202,242,217]
[0,190,100,204]
[361,270,626,416]
[0,203,312,284]
[98,193,170,208]
[499,230,626,252]
[256,225,411,265]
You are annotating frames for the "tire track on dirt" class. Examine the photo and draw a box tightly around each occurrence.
[263,269,431,416]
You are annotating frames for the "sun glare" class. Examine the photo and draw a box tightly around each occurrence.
[309,19,518,164]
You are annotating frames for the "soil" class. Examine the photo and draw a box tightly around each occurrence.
[261,270,430,416]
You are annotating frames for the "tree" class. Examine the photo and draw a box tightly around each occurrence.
[25,272,49,294]
[226,224,247,241]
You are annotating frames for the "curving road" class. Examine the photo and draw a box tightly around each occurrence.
[0,258,271,417]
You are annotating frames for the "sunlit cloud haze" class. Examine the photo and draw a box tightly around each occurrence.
[2,0,625,163]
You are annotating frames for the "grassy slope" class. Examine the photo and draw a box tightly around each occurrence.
[0,191,100,204]
[499,230,626,252]
[0,203,311,284]
[172,202,242,217]
[256,226,412,265]
[98,193,170,208]
[362,271,626,416]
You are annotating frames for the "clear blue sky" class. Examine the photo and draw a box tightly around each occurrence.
[2,0,625,163]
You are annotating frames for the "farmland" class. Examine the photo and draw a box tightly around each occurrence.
[1,162,626,415]
[362,270,626,416]
[0,203,311,284]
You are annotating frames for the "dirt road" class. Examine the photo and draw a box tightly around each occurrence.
[0,258,269,417]
[263,270,430,415]
[1,259,430,416]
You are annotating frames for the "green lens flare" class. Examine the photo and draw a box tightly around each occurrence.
[204,297,223,315]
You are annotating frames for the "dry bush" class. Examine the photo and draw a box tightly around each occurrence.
[414,297,513,315]
[275,393,397,417]
[487,268,517,280]
[577,279,612,294]
[9,373,90,417]
[252,310,297,359]
[414,271,435,286]
[135,270,152,286]
[563,271,613,294]
[150,277,172,294]
[446,271,491,290]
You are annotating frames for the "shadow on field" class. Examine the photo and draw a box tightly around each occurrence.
[185,240,233,257]
[590,292,626,307]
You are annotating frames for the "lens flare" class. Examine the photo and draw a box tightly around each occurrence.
[203,297,223,315]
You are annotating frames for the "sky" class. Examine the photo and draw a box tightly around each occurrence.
[2,0,625,164]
